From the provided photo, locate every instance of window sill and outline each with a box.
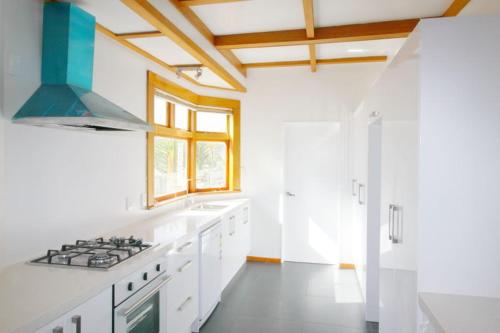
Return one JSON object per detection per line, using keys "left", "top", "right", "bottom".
{"left": 149, "top": 190, "right": 241, "bottom": 210}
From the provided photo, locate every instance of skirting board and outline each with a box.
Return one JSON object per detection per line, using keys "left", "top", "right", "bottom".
{"left": 246, "top": 256, "right": 282, "bottom": 264}
{"left": 339, "top": 263, "right": 356, "bottom": 269}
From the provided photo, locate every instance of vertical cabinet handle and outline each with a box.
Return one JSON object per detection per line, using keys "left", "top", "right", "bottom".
{"left": 358, "top": 184, "right": 365, "bottom": 205}
{"left": 71, "top": 315, "right": 81, "bottom": 333}
{"left": 352, "top": 179, "right": 357, "bottom": 196}
{"left": 53, "top": 327, "right": 63, "bottom": 333}
{"left": 388, "top": 204, "right": 394, "bottom": 241}
{"left": 389, "top": 205, "right": 403, "bottom": 244}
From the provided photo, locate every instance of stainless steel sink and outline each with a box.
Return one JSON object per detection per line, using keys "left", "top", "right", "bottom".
{"left": 190, "top": 203, "right": 228, "bottom": 211}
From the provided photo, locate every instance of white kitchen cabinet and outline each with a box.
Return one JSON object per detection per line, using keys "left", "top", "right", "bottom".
{"left": 166, "top": 235, "right": 199, "bottom": 333}
{"left": 221, "top": 204, "right": 251, "bottom": 291}
{"left": 35, "top": 288, "right": 112, "bottom": 333}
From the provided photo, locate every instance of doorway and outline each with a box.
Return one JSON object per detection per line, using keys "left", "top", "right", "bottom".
{"left": 282, "top": 122, "right": 340, "bottom": 264}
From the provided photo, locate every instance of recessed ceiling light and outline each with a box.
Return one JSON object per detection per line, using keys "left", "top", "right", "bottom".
{"left": 348, "top": 49, "right": 365, "bottom": 54}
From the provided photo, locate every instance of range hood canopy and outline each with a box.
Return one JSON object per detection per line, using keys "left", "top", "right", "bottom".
{"left": 12, "top": 2, "right": 152, "bottom": 132}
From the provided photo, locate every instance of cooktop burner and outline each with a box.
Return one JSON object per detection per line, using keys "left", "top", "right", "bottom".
{"left": 30, "top": 236, "right": 152, "bottom": 269}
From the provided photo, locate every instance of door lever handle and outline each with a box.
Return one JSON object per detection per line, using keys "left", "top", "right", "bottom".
{"left": 286, "top": 192, "right": 296, "bottom": 197}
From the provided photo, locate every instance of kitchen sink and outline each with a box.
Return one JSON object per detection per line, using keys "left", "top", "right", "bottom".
{"left": 190, "top": 203, "right": 228, "bottom": 211}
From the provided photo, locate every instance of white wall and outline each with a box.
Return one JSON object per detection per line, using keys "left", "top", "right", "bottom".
{"left": 0, "top": 0, "right": 243, "bottom": 269}
{"left": 418, "top": 16, "right": 500, "bottom": 297}
{"left": 241, "top": 64, "right": 386, "bottom": 260}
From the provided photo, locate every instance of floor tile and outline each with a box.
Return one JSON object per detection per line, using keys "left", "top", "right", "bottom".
{"left": 200, "top": 262, "right": 378, "bottom": 333}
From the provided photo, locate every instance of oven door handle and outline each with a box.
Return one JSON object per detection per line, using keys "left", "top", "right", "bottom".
{"left": 121, "top": 274, "right": 173, "bottom": 317}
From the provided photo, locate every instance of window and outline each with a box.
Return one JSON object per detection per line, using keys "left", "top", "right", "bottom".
{"left": 154, "top": 137, "right": 187, "bottom": 198}
{"left": 196, "top": 111, "right": 227, "bottom": 133}
{"left": 196, "top": 141, "right": 227, "bottom": 189}
{"left": 147, "top": 72, "right": 241, "bottom": 207}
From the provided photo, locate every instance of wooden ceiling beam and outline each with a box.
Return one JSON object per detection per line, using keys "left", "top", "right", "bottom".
{"left": 122, "top": 0, "right": 246, "bottom": 92}
{"left": 302, "top": 0, "right": 316, "bottom": 72}
{"left": 442, "top": 0, "right": 471, "bottom": 17}
{"left": 169, "top": 0, "right": 246, "bottom": 77}
{"left": 214, "top": 19, "right": 420, "bottom": 49}
{"left": 178, "top": 0, "right": 245, "bottom": 6}
{"left": 302, "top": 0, "right": 315, "bottom": 39}
{"left": 308, "top": 45, "right": 317, "bottom": 72}
{"left": 116, "top": 31, "right": 163, "bottom": 39}
{"left": 243, "top": 56, "right": 387, "bottom": 69}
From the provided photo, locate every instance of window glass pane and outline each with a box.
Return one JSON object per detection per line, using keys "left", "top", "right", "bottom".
{"left": 174, "top": 104, "right": 189, "bottom": 130}
{"left": 153, "top": 94, "right": 168, "bottom": 126}
{"left": 154, "top": 137, "right": 188, "bottom": 197}
{"left": 196, "top": 141, "right": 227, "bottom": 189}
{"left": 196, "top": 112, "right": 227, "bottom": 133}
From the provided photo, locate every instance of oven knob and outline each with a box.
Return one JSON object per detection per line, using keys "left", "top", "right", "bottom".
{"left": 156, "top": 264, "right": 161, "bottom": 272}
{"left": 143, "top": 272, "right": 148, "bottom": 281}
{"left": 127, "top": 282, "right": 134, "bottom": 291}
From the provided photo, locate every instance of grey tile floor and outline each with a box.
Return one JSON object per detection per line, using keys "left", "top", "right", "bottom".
{"left": 200, "top": 262, "right": 379, "bottom": 333}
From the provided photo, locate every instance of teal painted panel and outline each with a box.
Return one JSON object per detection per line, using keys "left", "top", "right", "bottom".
{"left": 41, "top": 2, "right": 95, "bottom": 90}
{"left": 41, "top": 3, "right": 70, "bottom": 85}
{"left": 67, "top": 5, "right": 95, "bottom": 90}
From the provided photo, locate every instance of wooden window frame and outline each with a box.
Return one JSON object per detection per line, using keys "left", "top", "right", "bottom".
{"left": 147, "top": 71, "right": 241, "bottom": 208}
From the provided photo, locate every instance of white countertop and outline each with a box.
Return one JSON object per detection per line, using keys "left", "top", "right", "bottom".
{"left": 419, "top": 292, "right": 500, "bottom": 333}
{"left": 0, "top": 199, "right": 248, "bottom": 333}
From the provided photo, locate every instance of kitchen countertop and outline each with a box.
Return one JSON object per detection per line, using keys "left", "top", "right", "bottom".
{"left": 419, "top": 292, "right": 500, "bottom": 333}
{"left": 0, "top": 199, "right": 249, "bottom": 333}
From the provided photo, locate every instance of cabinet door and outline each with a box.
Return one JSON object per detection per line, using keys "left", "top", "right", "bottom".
{"left": 241, "top": 205, "right": 251, "bottom": 257}
{"left": 221, "top": 212, "right": 238, "bottom": 290}
{"left": 64, "top": 288, "right": 112, "bottom": 333}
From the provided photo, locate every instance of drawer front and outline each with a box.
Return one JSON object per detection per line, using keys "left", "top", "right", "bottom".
{"left": 167, "top": 236, "right": 198, "bottom": 276}
{"left": 166, "top": 254, "right": 199, "bottom": 333}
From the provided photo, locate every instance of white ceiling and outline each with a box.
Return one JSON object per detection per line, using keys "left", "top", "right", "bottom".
{"left": 460, "top": 0, "right": 500, "bottom": 16}
{"left": 233, "top": 45, "right": 310, "bottom": 63}
{"left": 191, "top": 0, "right": 305, "bottom": 35}
{"left": 316, "top": 39, "right": 406, "bottom": 60}
{"left": 72, "top": 0, "right": 154, "bottom": 34}
{"left": 315, "top": 0, "right": 452, "bottom": 27}
{"left": 129, "top": 37, "right": 200, "bottom": 65}
{"left": 184, "top": 68, "right": 233, "bottom": 89}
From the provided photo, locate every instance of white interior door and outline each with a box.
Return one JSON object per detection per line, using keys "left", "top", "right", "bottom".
{"left": 283, "top": 122, "right": 340, "bottom": 264}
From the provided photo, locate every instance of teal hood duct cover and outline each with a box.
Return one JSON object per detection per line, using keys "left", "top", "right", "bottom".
{"left": 12, "top": 2, "right": 152, "bottom": 132}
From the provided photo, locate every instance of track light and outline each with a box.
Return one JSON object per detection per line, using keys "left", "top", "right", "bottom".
{"left": 175, "top": 65, "right": 203, "bottom": 80}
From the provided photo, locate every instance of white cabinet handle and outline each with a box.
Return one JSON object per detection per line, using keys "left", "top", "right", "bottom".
{"left": 352, "top": 179, "right": 357, "bottom": 196}
{"left": 177, "top": 260, "right": 192, "bottom": 273}
{"left": 71, "top": 315, "right": 81, "bottom": 333}
{"left": 286, "top": 191, "right": 296, "bottom": 197}
{"left": 388, "top": 204, "right": 394, "bottom": 241}
{"left": 177, "top": 296, "right": 192, "bottom": 312}
{"left": 358, "top": 184, "right": 365, "bottom": 205}
{"left": 53, "top": 327, "right": 63, "bottom": 333}
{"left": 177, "top": 241, "right": 192, "bottom": 252}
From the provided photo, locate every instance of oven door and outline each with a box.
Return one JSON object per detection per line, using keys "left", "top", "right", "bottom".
{"left": 114, "top": 272, "right": 171, "bottom": 333}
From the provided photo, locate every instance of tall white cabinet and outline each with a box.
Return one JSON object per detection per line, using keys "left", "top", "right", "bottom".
{"left": 349, "top": 15, "right": 500, "bottom": 333}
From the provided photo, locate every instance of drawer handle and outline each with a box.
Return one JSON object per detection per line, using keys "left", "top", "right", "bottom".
{"left": 53, "top": 327, "right": 63, "bottom": 333}
{"left": 177, "top": 241, "right": 193, "bottom": 252}
{"left": 177, "top": 296, "right": 192, "bottom": 312}
{"left": 178, "top": 260, "right": 192, "bottom": 273}
{"left": 71, "top": 315, "right": 81, "bottom": 333}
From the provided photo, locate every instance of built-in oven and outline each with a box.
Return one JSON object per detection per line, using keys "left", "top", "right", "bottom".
{"left": 113, "top": 257, "right": 169, "bottom": 333}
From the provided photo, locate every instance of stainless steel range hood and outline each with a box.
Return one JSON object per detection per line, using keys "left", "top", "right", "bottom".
{"left": 12, "top": 2, "right": 152, "bottom": 132}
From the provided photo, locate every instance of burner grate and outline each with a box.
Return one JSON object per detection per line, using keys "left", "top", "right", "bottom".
{"left": 31, "top": 236, "right": 152, "bottom": 269}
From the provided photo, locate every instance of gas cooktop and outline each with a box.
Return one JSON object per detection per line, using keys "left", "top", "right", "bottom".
{"left": 30, "top": 236, "right": 153, "bottom": 269}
